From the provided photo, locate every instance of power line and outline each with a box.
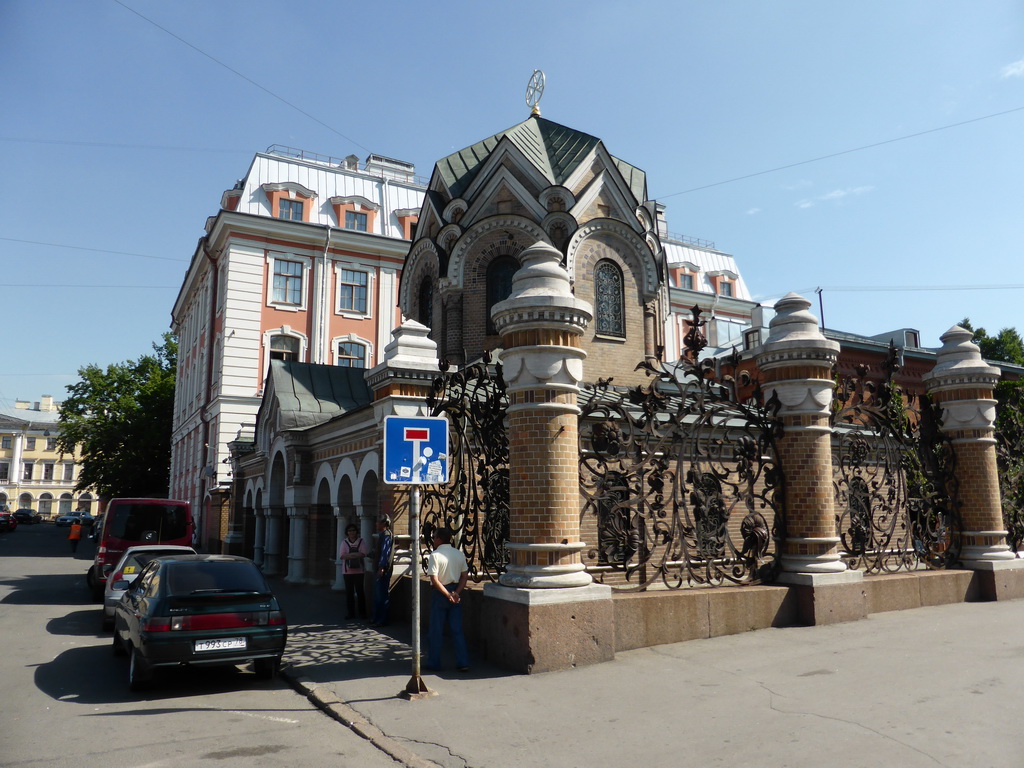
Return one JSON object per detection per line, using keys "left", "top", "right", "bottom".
{"left": 0, "top": 237, "right": 188, "bottom": 263}
{"left": 112, "top": 0, "right": 371, "bottom": 153}
{"left": 658, "top": 105, "right": 1024, "bottom": 198}
{"left": 7, "top": 284, "right": 174, "bottom": 289}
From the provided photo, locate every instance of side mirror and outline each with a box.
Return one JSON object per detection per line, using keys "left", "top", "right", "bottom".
{"left": 112, "top": 580, "right": 130, "bottom": 591}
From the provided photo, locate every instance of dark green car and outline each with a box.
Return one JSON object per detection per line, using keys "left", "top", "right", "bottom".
{"left": 112, "top": 554, "right": 287, "bottom": 690}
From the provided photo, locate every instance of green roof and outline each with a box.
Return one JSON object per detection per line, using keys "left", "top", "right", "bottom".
{"left": 436, "top": 115, "right": 646, "bottom": 202}
{"left": 266, "top": 360, "right": 371, "bottom": 431}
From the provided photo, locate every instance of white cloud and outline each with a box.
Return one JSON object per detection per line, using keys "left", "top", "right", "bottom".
{"left": 795, "top": 186, "right": 873, "bottom": 209}
{"left": 746, "top": 207, "right": 761, "bottom": 215}
{"left": 1001, "top": 59, "right": 1024, "bottom": 78}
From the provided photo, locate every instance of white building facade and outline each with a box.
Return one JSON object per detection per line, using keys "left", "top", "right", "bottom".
{"left": 170, "top": 147, "right": 426, "bottom": 548}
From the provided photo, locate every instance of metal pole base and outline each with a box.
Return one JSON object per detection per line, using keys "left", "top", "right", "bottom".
{"left": 399, "top": 674, "right": 437, "bottom": 700}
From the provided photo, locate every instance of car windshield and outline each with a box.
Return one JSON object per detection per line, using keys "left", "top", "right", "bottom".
{"left": 166, "top": 561, "right": 269, "bottom": 596}
{"left": 109, "top": 503, "right": 188, "bottom": 540}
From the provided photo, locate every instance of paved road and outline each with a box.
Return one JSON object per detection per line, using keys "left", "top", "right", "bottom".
{"left": 0, "top": 523, "right": 400, "bottom": 768}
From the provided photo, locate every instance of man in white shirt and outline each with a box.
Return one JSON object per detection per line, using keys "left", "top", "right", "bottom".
{"left": 426, "top": 527, "right": 470, "bottom": 671}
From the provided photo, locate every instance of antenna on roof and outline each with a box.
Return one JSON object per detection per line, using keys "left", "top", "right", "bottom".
{"left": 526, "top": 70, "right": 545, "bottom": 117}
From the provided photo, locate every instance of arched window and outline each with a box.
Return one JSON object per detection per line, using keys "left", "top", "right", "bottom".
{"left": 418, "top": 277, "right": 434, "bottom": 331}
{"left": 486, "top": 256, "right": 519, "bottom": 334}
{"left": 595, "top": 260, "right": 625, "bottom": 337}
{"left": 269, "top": 335, "right": 300, "bottom": 362}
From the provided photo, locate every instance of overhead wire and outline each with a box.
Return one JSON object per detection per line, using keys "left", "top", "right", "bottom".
{"left": 111, "top": 0, "right": 371, "bottom": 154}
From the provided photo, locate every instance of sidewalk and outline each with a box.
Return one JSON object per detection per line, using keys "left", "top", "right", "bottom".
{"left": 271, "top": 577, "right": 1024, "bottom": 768}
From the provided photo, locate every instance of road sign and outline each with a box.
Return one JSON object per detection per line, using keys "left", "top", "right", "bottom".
{"left": 383, "top": 416, "right": 450, "bottom": 485}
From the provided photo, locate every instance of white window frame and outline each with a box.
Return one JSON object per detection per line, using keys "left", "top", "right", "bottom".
{"left": 265, "top": 251, "right": 311, "bottom": 311}
{"left": 334, "top": 263, "right": 374, "bottom": 319}
{"left": 331, "top": 334, "right": 373, "bottom": 368}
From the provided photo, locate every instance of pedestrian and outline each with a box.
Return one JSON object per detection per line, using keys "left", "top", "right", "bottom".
{"left": 370, "top": 515, "right": 394, "bottom": 627}
{"left": 68, "top": 520, "right": 83, "bottom": 555}
{"left": 339, "top": 523, "right": 368, "bottom": 620}
{"left": 426, "top": 526, "right": 470, "bottom": 672}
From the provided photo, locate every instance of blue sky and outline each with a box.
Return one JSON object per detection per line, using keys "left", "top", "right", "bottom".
{"left": 3, "top": 0, "right": 1022, "bottom": 405}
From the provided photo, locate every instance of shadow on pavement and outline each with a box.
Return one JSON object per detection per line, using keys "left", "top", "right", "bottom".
{"left": 0, "top": 572, "right": 93, "bottom": 606}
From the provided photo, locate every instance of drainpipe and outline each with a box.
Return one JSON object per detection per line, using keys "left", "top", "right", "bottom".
{"left": 312, "top": 226, "right": 332, "bottom": 364}
{"left": 199, "top": 241, "right": 220, "bottom": 545}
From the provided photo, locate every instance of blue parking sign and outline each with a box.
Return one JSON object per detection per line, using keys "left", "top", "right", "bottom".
{"left": 383, "top": 416, "right": 450, "bottom": 485}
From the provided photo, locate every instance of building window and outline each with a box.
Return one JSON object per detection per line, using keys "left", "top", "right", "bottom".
{"left": 679, "top": 273, "right": 694, "bottom": 290}
{"left": 337, "top": 341, "right": 366, "bottom": 368}
{"left": 718, "top": 280, "right": 733, "bottom": 297}
{"left": 338, "top": 269, "right": 369, "bottom": 313}
{"left": 23, "top": 462, "right": 33, "bottom": 481}
{"left": 345, "top": 211, "right": 368, "bottom": 231}
{"left": 595, "top": 260, "right": 625, "bottom": 337}
{"left": 418, "top": 277, "right": 433, "bottom": 330}
{"left": 486, "top": 256, "right": 519, "bottom": 334}
{"left": 26, "top": 437, "right": 36, "bottom": 450}
{"left": 43, "top": 464, "right": 54, "bottom": 481}
{"left": 63, "top": 463, "right": 74, "bottom": 481}
{"left": 269, "top": 335, "right": 300, "bottom": 362}
{"left": 278, "top": 199, "right": 304, "bottom": 221}
{"left": 47, "top": 437, "right": 57, "bottom": 451}
{"left": 272, "top": 259, "right": 303, "bottom": 305}
{"left": 0, "top": 463, "right": 8, "bottom": 481}
{"left": 1, "top": 436, "right": 10, "bottom": 450}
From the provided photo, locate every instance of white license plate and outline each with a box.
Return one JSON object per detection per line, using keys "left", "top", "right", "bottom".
{"left": 194, "top": 637, "right": 246, "bottom": 652}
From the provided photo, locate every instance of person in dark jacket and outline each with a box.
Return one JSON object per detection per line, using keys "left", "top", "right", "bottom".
{"left": 370, "top": 516, "right": 393, "bottom": 627}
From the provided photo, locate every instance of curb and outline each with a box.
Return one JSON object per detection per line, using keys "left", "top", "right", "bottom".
{"left": 282, "top": 666, "right": 442, "bottom": 768}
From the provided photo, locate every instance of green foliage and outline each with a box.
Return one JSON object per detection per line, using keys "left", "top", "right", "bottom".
{"left": 57, "top": 334, "right": 177, "bottom": 499}
{"left": 959, "top": 318, "right": 1024, "bottom": 366}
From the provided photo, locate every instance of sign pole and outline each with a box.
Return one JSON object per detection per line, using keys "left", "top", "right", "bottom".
{"left": 402, "top": 473, "right": 434, "bottom": 699}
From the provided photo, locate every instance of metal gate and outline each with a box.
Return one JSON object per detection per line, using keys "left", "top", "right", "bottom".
{"left": 832, "top": 347, "right": 961, "bottom": 572}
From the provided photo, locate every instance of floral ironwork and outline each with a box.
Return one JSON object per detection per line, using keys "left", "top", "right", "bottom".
{"left": 578, "top": 306, "right": 783, "bottom": 590}
{"left": 419, "top": 352, "right": 510, "bottom": 582}
{"left": 832, "top": 346, "right": 961, "bottom": 572}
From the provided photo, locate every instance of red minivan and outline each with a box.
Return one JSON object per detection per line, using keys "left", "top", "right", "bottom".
{"left": 88, "top": 498, "right": 194, "bottom": 600}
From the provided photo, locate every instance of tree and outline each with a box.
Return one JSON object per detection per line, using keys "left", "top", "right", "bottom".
{"left": 57, "top": 334, "right": 177, "bottom": 499}
{"left": 959, "top": 318, "right": 1024, "bottom": 365}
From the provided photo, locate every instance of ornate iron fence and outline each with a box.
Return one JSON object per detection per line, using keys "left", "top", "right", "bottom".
{"left": 418, "top": 352, "right": 510, "bottom": 582}
{"left": 578, "top": 307, "right": 783, "bottom": 591}
{"left": 831, "top": 347, "right": 961, "bottom": 572}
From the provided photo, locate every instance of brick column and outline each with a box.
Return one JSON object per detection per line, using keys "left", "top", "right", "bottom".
{"left": 924, "top": 326, "right": 1016, "bottom": 567}
{"left": 482, "top": 240, "right": 614, "bottom": 673}
{"left": 756, "top": 293, "right": 846, "bottom": 576}
{"left": 755, "top": 294, "right": 865, "bottom": 624}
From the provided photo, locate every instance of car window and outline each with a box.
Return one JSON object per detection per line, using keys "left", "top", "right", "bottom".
{"left": 167, "top": 562, "right": 269, "bottom": 595}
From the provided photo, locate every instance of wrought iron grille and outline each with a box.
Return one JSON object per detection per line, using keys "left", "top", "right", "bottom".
{"left": 418, "top": 352, "right": 510, "bottom": 582}
{"left": 578, "top": 306, "right": 783, "bottom": 591}
{"left": 832, "top": 346, "right": 961, "bottom": 572}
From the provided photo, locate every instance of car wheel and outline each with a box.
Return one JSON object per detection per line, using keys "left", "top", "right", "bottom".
{"left": 128, "top": 645, "right": 151, "bottom": 691}
{"left": 112, "top": 629, "right": 126, "bottom": 657}
{"left": 254, "top": 657, "right": 281, "bottom": 680}
{"left": 87, "top": 567, "right": 103, "bottom": 603}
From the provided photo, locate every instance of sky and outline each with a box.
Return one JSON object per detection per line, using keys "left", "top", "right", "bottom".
{"left": 2, "top": 0, "right": 1022, "bottom": 406}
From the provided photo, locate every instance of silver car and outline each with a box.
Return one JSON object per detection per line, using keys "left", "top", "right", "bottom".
{"left": 102, "top": 544, "right": 197, "bottom": 629}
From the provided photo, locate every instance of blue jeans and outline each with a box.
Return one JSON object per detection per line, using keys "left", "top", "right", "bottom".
{"left": 372, "top": 574, "right": 390, "bottom": 625}
{"left": 427, "top": 586, "right": 469, "bottom": 669}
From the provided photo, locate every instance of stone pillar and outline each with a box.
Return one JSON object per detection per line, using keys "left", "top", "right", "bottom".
{"left": 483, "top": 240, "right": 614, "bottom": 672}
{"left": 331, "top": 506, "right": 345, "bottom": 591}
{"left": 924, "top": 326, "right": 1024, "bottom": 597}
{"left": 755, "top": 293, "right": 864, "bottom": 624}
{"left": 263, "top": 507, "right": 284, "bottom": 575}
{"left": 286, "top": 506, "right": 308, "bottom": 583}
{"left": 253, "top": 510, "right": 266, "bottom": 568}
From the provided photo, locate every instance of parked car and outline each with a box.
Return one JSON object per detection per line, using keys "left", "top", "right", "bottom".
{"left": 102, "top": 545, "right": 197, "bottom": 629}
{"left": 13, "top": 509, "right": 42, "bottom": 525}
{"left": 89, "top": 498, "right": 193, "bottom": 600}
{"left": 0, "top": 511, "right": 16, "bottom": 532}
{"left": 55, "top": 512, "right": 83, "bottom": 527}
{"left": 111, "top": 555, "right": 287, "bottom": 690}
